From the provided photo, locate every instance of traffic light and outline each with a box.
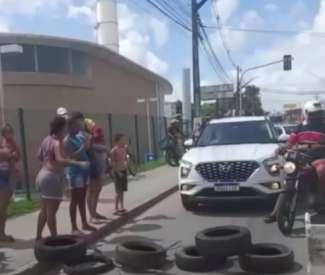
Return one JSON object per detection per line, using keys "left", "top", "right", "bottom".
{"left": 283, "top": 55, "right": 292, "bottom": 71}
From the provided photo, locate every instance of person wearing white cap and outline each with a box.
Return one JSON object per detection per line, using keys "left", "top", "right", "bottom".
{"left": 265, "top": 100, "right": 325, "bottom": 223}
{"left": 56, "top": 107, "right": 69, "bottom": 119}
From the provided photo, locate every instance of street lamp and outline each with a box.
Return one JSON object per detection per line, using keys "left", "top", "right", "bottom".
{"left": 137, "top": 97, "right": 158, "bottom": 156}
{"left": 236, "top": 55, "right": 293, "bottom": 115}
{"left": 0, "top": 44, "right": 23, "bottom": 125}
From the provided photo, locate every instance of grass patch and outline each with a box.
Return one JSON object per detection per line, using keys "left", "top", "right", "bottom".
{"left": 8, "top": 199, "right": 41, "bottom": 218}
{"left": 139, "top": 158, "right": 166, "bottom": 172}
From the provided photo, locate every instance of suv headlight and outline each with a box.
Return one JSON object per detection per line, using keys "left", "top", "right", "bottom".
{"left": 263, "top": 157, "right": 282, "bottom": 176}
{"left": 180, "top": 160, "right": 193, "bottom": 178}
{"left": 283, "top": 162, "right": 296, "bottom": 174}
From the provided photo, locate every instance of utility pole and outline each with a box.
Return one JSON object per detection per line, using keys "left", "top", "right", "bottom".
{"left": 236, "top": 66, "right": 240, "bottom": 116}
{"left": 191, "top": 0, "right": 209, "bottom": 118}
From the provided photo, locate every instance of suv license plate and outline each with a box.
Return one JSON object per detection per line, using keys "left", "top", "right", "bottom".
{"left": 214, "top": 185, "right": 240, "bottom": 192}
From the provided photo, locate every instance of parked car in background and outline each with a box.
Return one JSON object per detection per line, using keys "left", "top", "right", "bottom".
{"left": 274, "top": 124, "right": 297, "bottom": 136}
{"left": 178, "top": 116, "right": 284, "bottom": 210}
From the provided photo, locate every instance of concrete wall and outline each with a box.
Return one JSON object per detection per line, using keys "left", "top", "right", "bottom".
{"left": 3, "top": 54, "right": 158, "bottom": 116}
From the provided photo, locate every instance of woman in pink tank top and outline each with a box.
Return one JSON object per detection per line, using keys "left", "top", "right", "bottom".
{"left": 36, "top": 116, "right": 88, "bottom": 240}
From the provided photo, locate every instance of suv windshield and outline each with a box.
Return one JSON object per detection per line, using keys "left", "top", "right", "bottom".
{"left": 197, "top": 120, "right": 276, "bottom": 146}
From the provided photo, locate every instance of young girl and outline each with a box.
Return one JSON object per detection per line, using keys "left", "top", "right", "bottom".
{"left": 0, "top": 124, "right": 20, "bottom": 242}
{"left": 36, "top": 116, "right": 88, "bottom": 240}
{"left": 110, "top": 134, "right": 128, "bottom": 215}
{"left": 87, "top": 126, "right": 108, "bottom": 223}
{"left": 64, "top": 112, "right": 96, "bottom": 234}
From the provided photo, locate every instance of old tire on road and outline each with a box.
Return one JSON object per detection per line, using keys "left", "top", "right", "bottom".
{"left": 34, "top": 235, "right": 87, "bottom": 263}
{"left": 239, "top": 243, "right": 294, "bottom": 273}
{"left": 175, "top": 245, "right": 226, "bottom": 272}
{"left": 115, "top": 240, "right": 167, "bottom": 270}
{"left": 195, "top": 226, "right": 252, "bottom": 258}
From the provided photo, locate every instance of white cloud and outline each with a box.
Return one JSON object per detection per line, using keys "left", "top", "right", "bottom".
{"left": 0, "top": 0, "right": 70, "bottom": 16}
{"left": 68, "top": 5, "right": 95, "bottom": 25}
{"left": 210, "top": 9, "right": 264, "bottom": 54}
{"left": 264, "top": 3, "right": 278, "bottom": 12}
{"left": 118, "top": 3, "right": 169, "bottom": 76}
{"left": 214, "top": 0, "right": 239, "bottom": 23}
{"left": 0, "top": 18, "right": 10, "bottom": 32}
{"left": 247, "top": 0, "right": 325, "bottom": 110}
{"left": 146, "top": 51, "right": 168, "bottom": 74}
{"left": 148, "top": 17, "right": 169, "bottom": 48}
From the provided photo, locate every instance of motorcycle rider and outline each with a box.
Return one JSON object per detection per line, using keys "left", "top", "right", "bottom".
{"left": 264, "top": 100, "right": 325, "bottom": 223}
{"left": 167, "top": 119, "right": 185, "bottom": 158}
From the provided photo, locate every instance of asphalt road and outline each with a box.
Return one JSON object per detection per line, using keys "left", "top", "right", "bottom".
{"left": 97, "top": 192, "right": 308, "bottom": 275}
{"left": 47, "top": 192, "right": 310, "bottom": 275}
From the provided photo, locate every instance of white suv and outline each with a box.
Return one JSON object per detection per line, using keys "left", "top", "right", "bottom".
{"left": 179, "top": 116, "right": 284, "bottom": 210}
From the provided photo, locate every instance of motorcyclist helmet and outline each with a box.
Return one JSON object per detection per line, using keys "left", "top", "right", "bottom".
{"left": 304, "top": 100, "right": 323, "bottom": 114}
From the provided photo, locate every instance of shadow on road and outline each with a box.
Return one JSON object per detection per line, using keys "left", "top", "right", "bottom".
{"left": 191, "top": 202, "right": 271, "bottom": 218}
{"left": 99, "top": 235, "right": 162, "bottom": 246}
{"left": 118, "top": 223, "right": 163, "bottom": 233}
{"left": 0, "top": 238, "right": 35, "bottom": 250}
{"left": 140, "top": 215, "right": 177, "bottom": 222}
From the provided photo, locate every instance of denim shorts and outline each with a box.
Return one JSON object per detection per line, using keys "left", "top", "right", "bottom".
{"left": 0, "top": 170, "right": 10, "bottom": 190}
{"left": 66, "top": 172, "right": 89, "bottom": 189}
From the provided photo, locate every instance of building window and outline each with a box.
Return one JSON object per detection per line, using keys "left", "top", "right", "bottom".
{"left": 37, "top": 45, "right": 69, "bottom": 73}
{"left": 1, "top": 44, "right": 35, "bottom": 72}
{"left": 71, "top": 50, "right": 89, "bottom": 75}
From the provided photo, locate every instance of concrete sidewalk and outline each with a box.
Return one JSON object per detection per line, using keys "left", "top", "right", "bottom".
{"left": 0, "top": 165, "right": 178, "bottom": 275}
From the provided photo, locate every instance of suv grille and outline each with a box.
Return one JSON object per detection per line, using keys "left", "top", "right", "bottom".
{"left": 196, "top": 161, "right": 259, "bottom": 182}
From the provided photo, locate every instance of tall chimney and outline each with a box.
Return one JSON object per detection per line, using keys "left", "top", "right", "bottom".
{"left": 96, "top": 0, "right": 119, "bottom": 52}
{"left": 182, "top": 68, "right": 192, "bottom": 123}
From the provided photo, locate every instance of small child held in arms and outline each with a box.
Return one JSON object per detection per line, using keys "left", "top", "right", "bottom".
{"left": 110, "top": 134, "right": 128, "bottom": 215}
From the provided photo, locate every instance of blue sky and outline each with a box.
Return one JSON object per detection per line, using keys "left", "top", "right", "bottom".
{"left": 0, "top": 0, "right": 324, "bottom": 111}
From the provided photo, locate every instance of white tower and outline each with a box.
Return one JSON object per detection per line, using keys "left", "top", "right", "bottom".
{"left": 182, "top": 68, "right": 192, "bottom": 123}
{"left": 96, "top": 0, "right": 119, "bottom": 52}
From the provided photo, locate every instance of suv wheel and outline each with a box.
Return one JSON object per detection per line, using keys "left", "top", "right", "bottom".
{"left": 181, "top": 195, "right": 196, "bottom": 211}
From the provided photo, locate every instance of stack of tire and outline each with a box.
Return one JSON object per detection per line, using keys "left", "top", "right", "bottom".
{"left": 175, "top": 225, "right": 295, "bottom": 273}
{"left": 34, "top": 235, "right": 115, "bottom": 275}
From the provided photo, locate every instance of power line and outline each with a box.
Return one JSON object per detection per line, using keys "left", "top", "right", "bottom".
{"left": 159, "top": 0, "right": 191, "bottom": 26}
{"left": 212, "top": 0, "right": 237, "bottom": 69}
{"left": 174, "top": 0, "right": 191, "bottom": 17}
{"left": 144, "top": 0, "right": 192, "bottom": 32}
{"left": 203, "top": 25, "right": 325, "bottom": 37}
{"left": 199, "top": 41, "right": 228, "bottom": 83}
{"left": 260, "top": 87, "right": 325, "bottom": 95}
{"left": 199, "top": 20, "right": 232, "bottom": 82}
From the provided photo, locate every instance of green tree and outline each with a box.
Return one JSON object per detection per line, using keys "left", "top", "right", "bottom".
{"left": 242, "top": 85, "right": 264, "bottom": 116}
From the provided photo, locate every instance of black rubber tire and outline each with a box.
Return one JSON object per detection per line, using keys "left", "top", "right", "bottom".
{"left": 34, "top": 235, "right": 87, "bottom": 263}
{"left": 277, "top": 192, "right": 297, "bottom": 235}
{"left": 195, "top": 226, "right": 252, "bottom": 258}
{"left": 239, "top": 243, "right": 295, "bottom": 273}
{"left": 115, "top": 240, "right": 167, "bottom": 270}
{"left": 63, "top": 254, "right": 115, "bottom": 275}
{"left": 181, "top": 195, "right": 196, "bottom": 211}
{"left": 175, "top": 245, "right": 226, "bottom": 272}
{"left": 166, "top": 150, "right": 179, "bottom": 167}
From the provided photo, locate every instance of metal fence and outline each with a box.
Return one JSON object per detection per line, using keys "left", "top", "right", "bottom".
{"left": 4, "top": 109, "right": 191, "bottom": 198}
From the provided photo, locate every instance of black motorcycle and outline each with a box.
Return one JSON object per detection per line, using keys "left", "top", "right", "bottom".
{"left": 160, "top": 138, "right": 183, "bottom": 167}
{"left": 277, "top": 144, "right": 324, "bottom": 235}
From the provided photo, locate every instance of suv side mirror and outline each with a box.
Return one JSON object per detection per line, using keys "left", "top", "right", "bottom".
{"left": 184, "top": 138, "right": 194, "bottom": 148}
{"left": 278, "top": 134, "right": 289, "bottom": 143}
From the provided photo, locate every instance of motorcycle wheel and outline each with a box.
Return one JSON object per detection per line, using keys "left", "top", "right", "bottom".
{"left": 166, "top": 150, "right": 179, "bottom": 167}
{"left": 277, "top": 192, "right": 297, "bottom": 236}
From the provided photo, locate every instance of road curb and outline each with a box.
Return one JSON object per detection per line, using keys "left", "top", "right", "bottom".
{"left": 8, "top": 184, "right": 178, "bottom": 275}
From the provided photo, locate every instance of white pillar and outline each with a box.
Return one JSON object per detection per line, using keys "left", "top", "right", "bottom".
{"left": 182, "top": 68, "right": 191, "bottom": 121}
{"left": 96, "top": 0, "right": 119, "bottom": 52}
